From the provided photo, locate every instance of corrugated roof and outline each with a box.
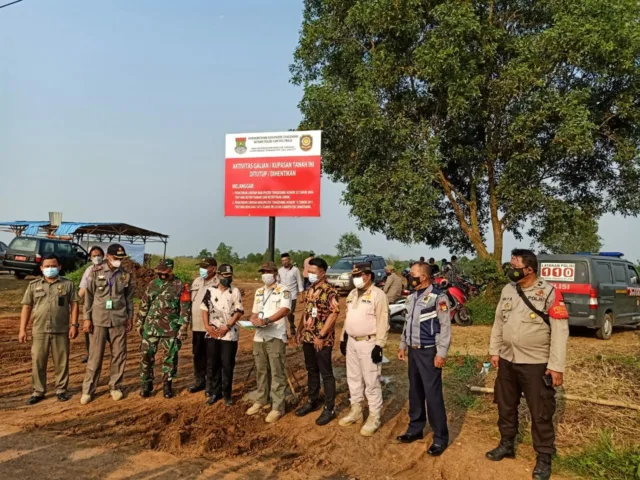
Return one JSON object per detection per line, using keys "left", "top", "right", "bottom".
{"left": 0, "top": 221, "right": 168, "bottom": 241}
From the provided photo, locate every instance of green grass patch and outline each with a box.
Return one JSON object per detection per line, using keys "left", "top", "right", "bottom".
{"left": 444, "top": 354, "right": 482, "bottom": 410}
{"left": 556, "top": 430, "right": 640, "bottom": 480}
{"left": 466, "top": 295, "right": 498, "bottom": 325}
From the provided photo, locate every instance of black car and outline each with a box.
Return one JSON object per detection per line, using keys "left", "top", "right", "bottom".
{"left": 2, "top": 236, "right": 88, "bottom": 279}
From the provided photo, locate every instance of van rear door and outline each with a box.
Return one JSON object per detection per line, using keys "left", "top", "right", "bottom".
{"left": 539, "top": 260, "right": 591, "bottom": 318}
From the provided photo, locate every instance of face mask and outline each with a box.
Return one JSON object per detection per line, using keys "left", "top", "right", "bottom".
{"left": 111, "top": 260, "right": 122, "bottom": 268}
{"left": 91, "top": 256, "right": 103, "bottom": 265}
{"left": 353, "top": 276, "right": 365, "bottom": 289}
{"left": 43, "top": 267, "right": 59, "bottom": 279}
{"left": 410, "top": 276, "right": 423, "bottom": 287}
{"left": 262, "top": 274, "right": 275, "bottom": 286}
{"left": 199, "top": 268, "right": 209, "bottom": 279}
{"left": 506, "top": 266, "right": 528, "bottom": 283}
{"left": 220, "top": 277, "right": 232, "bottom": 288}
{"left": 308, "top": 273, "right": 319, "bottom": 284}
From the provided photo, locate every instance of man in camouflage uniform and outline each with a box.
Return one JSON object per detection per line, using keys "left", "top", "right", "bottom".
{"left": 136, "top": 259, "right": 191, "bottom": 399}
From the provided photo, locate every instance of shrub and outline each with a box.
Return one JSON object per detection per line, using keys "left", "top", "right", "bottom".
{"left": 466, "top": 295, "right": 498, "bottom": 326}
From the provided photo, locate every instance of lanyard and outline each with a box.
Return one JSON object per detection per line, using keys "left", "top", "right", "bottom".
{"left": 261, "top": 288, "right": 275, "bottom": 309}
{"left": 108, "top": 270, "right": 120, "bottom": 296}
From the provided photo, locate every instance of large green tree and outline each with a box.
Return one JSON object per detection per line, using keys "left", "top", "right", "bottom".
{"left": 291, "top": 0, "right": 640, "bottom": 265}
{"left": 336, "top": 232, "right": 363, "bottom": 257}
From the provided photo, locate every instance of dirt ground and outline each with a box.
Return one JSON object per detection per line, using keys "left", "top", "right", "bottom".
{"left": 0, "top": 274, "right": 638, "bottom": 479}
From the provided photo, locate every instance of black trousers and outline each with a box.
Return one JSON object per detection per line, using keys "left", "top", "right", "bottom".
{"left": 495, "top": 358, "right": 556, "bottom": 455}
{"left": 288, "top": 299, "right": 297, "bottom": 331}
{"left": 192, "top": 331, "right": 207, "bottom": 385}
{"left": 407, "top": 347, "right": 449, "bottom": 445}
{"left": 302, "top": 342, "right": 336, "bottom": 410}
{"left": 206, "top": 338, "right": 238, "bottom": 398}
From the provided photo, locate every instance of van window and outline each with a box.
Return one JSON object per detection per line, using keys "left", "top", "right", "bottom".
{"left": 42, "top": 242, "right": 55, "bottom": 253}
{"left": 373, "top": 258, "right": 386, "bottom": 270}
{"left": 9, "top": 238, "right": 38, "bottom": 252}
{"left": 595, "top": 262, "right": 612, "bottom": 283}
{"left": 612, "top": 264, "right": 627, "bottom": 283}
{"left": 627, "top": 265, "right": 639, "bottom": 285}
{"left": 57, "top": 243, "right": 72, "bottom": 253}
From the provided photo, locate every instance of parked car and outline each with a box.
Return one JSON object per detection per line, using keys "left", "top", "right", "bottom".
{"left": 0, "top": 241, "right": 7, "bottom": 272}
{"left": 326, "top": 254, "right": 387, "bottom": 293}
{"left": 2, "top": 236, "right": 89, "bottom": 279}
{"left": 538, "top": 252, "right": 640, "bottom": 340}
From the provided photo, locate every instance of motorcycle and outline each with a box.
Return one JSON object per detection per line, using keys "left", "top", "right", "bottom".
{"left": 433, "top": 275, "right": 473, "bottom": 326}
{"left": 389, "top": 289, "right": 410, "bottom": 331}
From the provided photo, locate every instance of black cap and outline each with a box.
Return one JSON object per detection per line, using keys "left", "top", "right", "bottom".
{"left": 352, "top": 262, "right": 372, "bottom": 275}
{"left": 198, "top": 257, "right": 217, "bottom": 268}
{"left": 107, "top": 244, "right": 127, "bottom": 259}
{"left": 219, "top": 264, "right": 233, "bottom": 276}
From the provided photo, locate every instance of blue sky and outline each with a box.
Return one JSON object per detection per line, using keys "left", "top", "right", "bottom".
{"left": 0, "top": 0, "right": 637, "bottom": 262}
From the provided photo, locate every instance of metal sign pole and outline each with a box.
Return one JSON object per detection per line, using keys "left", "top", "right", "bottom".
{"left": 268, "top": 216, "right": 276, "bottom": 262}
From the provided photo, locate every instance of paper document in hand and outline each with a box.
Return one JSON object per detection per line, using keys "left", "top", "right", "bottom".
{"left": 238, "top": 320, "right": 257, "bottom": 329}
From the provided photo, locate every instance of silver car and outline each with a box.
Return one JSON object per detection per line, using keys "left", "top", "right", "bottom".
{"left": 326, "top": 255, "right": 387, "bottom": 294}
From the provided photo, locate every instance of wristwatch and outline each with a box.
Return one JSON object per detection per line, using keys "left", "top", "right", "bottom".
{"left": 264, "top": 317, "right": 270, "bottom": 325}
{"left": 318, "top": 332, "right": 327, "bottom": 340}
{"left": 71, "top": 323, "right": 80, "bottom": 328}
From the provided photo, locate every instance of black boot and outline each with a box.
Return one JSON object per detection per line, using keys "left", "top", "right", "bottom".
{"left": 140, "top": 383, "right": 153, "bottom": 398}
{"left": 486, "top": 437, "right": 516, "bottom": 461}
{"left": 163, "top": 381, "right": 174, "bottom": 399}
{"left": 532, "top": 453, "right": 552, "bottom": 480}
{"left": 188, "top": 380, "right": 205, "bottom": 394}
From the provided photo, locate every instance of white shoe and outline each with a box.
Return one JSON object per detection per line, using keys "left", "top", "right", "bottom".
{"left": 246, "top": 403, "right": 264, "bottom": 416}
{"left": 263, "top": 403, "right": 272, "bottom": 410}
{"left": 265, "top": 410, "right": 283, "bottom": 424}
{"left": 360, "top": 413, "right": 381, "bottom": 436}
{"left": 338, "top": 402, "right": 363, "bottom": 427}
{"left": 80, "top": 394, "right": 92, "bottom": 405}
{"left": 110, "top": 390, "right": 124, "bottom": 401}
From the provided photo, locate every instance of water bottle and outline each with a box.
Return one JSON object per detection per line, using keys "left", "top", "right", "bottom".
{"left": 480, "top": 361, "right": 491, "bottom": 375}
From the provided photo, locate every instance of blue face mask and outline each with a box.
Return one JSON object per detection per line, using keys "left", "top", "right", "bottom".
{"left": 43, "top": 267, "right": 59, "bottom": 279}
{"left": 199, "top": 268, "right": 209, "bottom": 279}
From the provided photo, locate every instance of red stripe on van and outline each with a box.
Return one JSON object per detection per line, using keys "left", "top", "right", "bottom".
{"left": 548, "top": 282, "right": 591, "bottom": 295}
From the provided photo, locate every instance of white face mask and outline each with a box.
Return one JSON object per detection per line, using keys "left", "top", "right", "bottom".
{"left": 111, "top": 260, "right": 122, "bottom": 268}
{"left": 353, "top": 276, "right": 365, "bottom": 289}
{"left": 262, "top": 274, "right": 275, "bottom": 286}
{"left": 308, "top": 273, "right": 319, "bottom": 284}
{"left": 91, "top": 256, "right": 104, "bottom": 265}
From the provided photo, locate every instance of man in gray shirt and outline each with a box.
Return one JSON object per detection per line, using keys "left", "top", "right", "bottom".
{"left": 278, "top": 252, "right": 304, "bottom": 336}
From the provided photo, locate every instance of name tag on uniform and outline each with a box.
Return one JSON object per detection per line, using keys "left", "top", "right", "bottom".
{"left": 312, "top": 307, "right": 318, "bottom": 318}
{"left": 106, "top": 299, "right": 113, "bottom": 310}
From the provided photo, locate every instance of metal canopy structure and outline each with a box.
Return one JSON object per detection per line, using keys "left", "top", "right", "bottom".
{"left": 0, "top": 221, "right": 169, "bottom": 255}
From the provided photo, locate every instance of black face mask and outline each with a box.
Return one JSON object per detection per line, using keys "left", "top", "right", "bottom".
{"left": 220, "top": 277, "right": 232, "bottom": 288}
{"left": 506, "top": 266, "right": 528, "bottom": 283}
{"left": 410, "top": 275, "right": 423, "bottom": 287}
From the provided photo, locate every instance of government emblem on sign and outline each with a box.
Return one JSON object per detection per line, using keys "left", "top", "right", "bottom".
{"left": 300, "top": 134, "right": 313, "bottom": 151}
{"left": 234, "top": 137, "right": 247, "bottom": 155}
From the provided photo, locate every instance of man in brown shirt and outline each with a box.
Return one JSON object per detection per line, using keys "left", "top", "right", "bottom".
{"left": 19, "top": 254, "right": 79, "bottom": 405}
{"left": 487, "top": 249, "right": 569, "bottom": 480}
{"left": 81, "top": 244, "right": 135, "bottom": 404}
{"left": 295, "top": 257, "right": 340, "bottom": 425}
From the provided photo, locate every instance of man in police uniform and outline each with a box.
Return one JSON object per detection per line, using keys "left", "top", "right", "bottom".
{"left": 487, "top": 249, "right": 569, "bottom": 480}
{"left": 382, "top": 264, "right": 403, "bottom": 304}
{"left": 136, "top": 259, "right": 191, "bottom": 399}
{"left": 397, "top": 262, "right": 451, "bottom": 456}
{"left": 19, "top": 254, "right": 79, "bottom": 405}
{"left": 188, "top": 257, "right": 219, "bottom": 394}
{"left": 338, "top": 262, "right": 389, "bottom": 436}
{"left": 246, "top": 261, "right": 292, "bottom": 423}
{"left": 81, "top": 244, "right": 135, "bottom": 404}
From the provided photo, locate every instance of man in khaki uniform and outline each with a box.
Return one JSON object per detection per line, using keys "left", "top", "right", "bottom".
{"left": 382, "top": 264, "right": 403, "bottom": 304}
{"left": 81, "top": 244, "right": 135, "bottom": 404}
{"left": 338, "top": 262, "right": 389, "bottom": 436}
{"left": 19, "top": 254, "right": 79, "bottom": 405}
{"left": 487, "top": 249, "right": 569, "bottom": 480}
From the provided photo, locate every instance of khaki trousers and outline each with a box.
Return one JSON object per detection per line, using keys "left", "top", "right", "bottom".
{"left": 346, "top": 338, "right": 383, "bottom": 415}
{"left": 253, "top": 339, "right": 286, "bottom": 413}
{"left": 82, "top": 325, "right": 127, "bottom": 395}
{"left": 32, "top": 333, "right": 70, "bottom": 397}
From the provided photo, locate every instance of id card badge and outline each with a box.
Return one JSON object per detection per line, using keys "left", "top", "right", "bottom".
{"left": 258, "top": 312, "right": 264, "bottom": 319}
{"left": 105, "top": 299, "right": 113, "bottom": 310}
{"left": 311, "top": 307, "right": 318, "bottom": 318}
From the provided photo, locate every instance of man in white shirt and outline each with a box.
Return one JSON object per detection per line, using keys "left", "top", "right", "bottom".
{"left": 200, "top": 264, "right": 243, "bottom": 407}
{"left": 278, "top": 252, "right": 304, "bottom": 336}
{"left": 246, "top": 261, "right": 292, "bottom": 423}
{"left": 187, "top": 258, "right": 219, "bottom": 395}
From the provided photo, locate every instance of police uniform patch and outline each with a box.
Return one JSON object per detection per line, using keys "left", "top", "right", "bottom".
{"left": 535, "top": 289, "right": 545, "bottom": 296}
{"left": 283, "top": 290, "right": 291, "bottom": 299}
{"left": 439, "top": 301, "right": 448, "bottom": 312}
{"left": 504, "top": 303, "right": 511, "bottom": 310}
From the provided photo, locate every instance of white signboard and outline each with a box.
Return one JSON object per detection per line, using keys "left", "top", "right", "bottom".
{"left": 540, "top": 263, "right": 576, "bottom": 282}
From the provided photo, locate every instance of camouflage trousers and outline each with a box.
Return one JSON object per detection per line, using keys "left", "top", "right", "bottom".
{"left": 139, "top": 336, "right": 182, "bottom": 386}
